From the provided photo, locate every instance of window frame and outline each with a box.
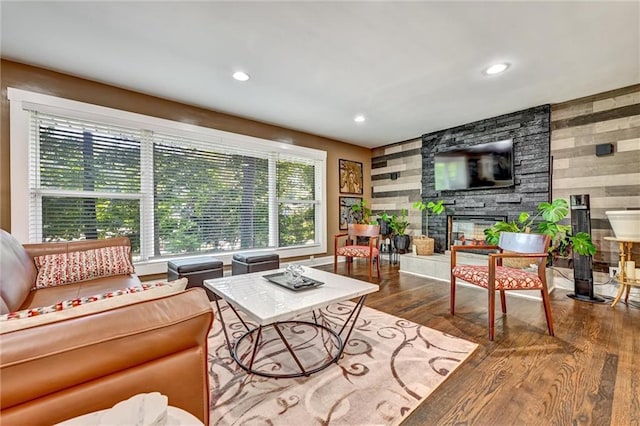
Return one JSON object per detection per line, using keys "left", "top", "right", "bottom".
{"left": 9, "top": 88, "right": 327, "bottom": 274}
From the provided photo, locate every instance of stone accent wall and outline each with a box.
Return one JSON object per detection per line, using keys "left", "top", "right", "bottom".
{"left": 551, "top": 84, "right": 640, "bottom": 269}
{"left": 371, "top": 138, "right": 423, "bottom": 236}
{"left": 421, "top": 105, "right": 551, "bottom": 252}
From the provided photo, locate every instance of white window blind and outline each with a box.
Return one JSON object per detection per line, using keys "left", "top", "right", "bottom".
{"left": 151, "top": 131, "right": 270, "bottom": 257}
{"left": 277, "top": 157, "right": 316, "bottom": 247}
{"left": 30, "top": 112, "right": 144, "bottom": 256}
{"left": 21, "top": 100, "right": 325, "bottom": 263}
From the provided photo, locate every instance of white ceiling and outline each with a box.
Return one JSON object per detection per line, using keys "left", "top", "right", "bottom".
{"left": 2, "top": 1, "right": 639, "bottom": 148}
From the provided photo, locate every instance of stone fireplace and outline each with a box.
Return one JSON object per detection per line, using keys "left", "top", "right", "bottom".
{"left": 419, "top": 105, "right": 551, "bottom": 253}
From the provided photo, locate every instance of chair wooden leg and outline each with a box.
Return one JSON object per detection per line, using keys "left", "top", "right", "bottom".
{"left": 500, "top": 290, "right": 507, "bottom": 314}
{"left": 368, "top": 256, "right": 373, "bottom": 281}
{"left": 450, "top": 274, "right": 456, "bottom": 315}
{"left": 541, "top": 289, "right": 555, "bottom": 336}
{"left": 334, "top": 253, "right": 338, "bottom": 273}
{"left": 376, "top": 255, "right": 381, "bottom": 278}
{"left": 488, "top": 289, "right": 496, "bottom": 341}
{"left": 347, "top": 256, "right": 351, "bottom": 274}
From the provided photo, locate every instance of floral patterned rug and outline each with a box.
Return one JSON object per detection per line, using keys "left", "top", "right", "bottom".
{"left": 208, "top": 301, "right": 477, "bottom": 426}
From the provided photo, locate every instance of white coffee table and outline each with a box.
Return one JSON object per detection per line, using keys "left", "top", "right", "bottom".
{"left": 204, "top": 267, "right": 378, "bottom": 378}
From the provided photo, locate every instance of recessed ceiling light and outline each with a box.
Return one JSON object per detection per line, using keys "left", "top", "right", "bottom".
{"left": 232, "top": 71, "right": 250, "bottom": 81}
{"left": 354, "top": 115, "right": 366, "bottom": 123}
{"left": 484, "top": 63, "right": 510, "bottom": 75}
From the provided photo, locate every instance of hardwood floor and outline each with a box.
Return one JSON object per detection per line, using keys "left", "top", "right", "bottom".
{"left": 318, "top": 260, "right": 640, "bottom": 426}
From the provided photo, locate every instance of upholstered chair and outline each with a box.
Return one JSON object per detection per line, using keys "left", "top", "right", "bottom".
{"left": 334, "top": 224, "right": 381, "bottom": 280}
{"left": 450, "top": 231, "right": 554, "bottom": 341}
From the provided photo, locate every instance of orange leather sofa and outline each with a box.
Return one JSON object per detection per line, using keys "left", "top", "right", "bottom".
{"left": 0, "top": 231, "right": 214, "bottom": 425}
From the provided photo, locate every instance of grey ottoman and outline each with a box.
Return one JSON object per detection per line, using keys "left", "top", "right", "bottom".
{"left": 167, "top": 257, "right": 223, "bottom": 301}
{"left": 232, "top": 253, "right": 280, "bottom": 275}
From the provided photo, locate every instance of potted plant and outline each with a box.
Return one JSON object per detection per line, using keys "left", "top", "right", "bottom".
{"left": 346, "top": 199, "right": 379, "bottom": 247}
{"left": 483, "top": 198, "right": 596, "bottom": 265}
{"left": 389, "top": 209, "right": 411, "bottom": 252}
{"left": 349, "top": 199, "right": 376, "bottom": 225}
{"left": 413, "top": 200, "right": 445, "bottom": 235}
{"left": 412, "top": 200, "right": 445, "bottom": 255}
{"left": 377, "top": 212, "right": 392, "bottom": 235}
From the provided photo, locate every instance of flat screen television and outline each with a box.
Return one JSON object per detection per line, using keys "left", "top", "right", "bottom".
{"left": 434, "top": 139, "right": 514, "bottom": 191}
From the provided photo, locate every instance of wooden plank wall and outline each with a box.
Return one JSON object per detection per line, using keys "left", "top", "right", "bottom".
{"left": 551, "top": 84, "right": 640, "bottom": 269}
{"left": 371, "top": 138, "right": 423, "bottom": 236}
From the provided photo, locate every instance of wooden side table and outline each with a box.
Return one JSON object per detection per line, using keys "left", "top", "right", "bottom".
{"left": 604, "top": 236, "right": 640, "bottom": 307}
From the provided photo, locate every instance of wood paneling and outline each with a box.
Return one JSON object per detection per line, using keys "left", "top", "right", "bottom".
{"left": 551, "top": 85, "right": 640, "bottom": 269}
{"left": 0, "top": 60, "right": 372, "bottom": 256}
{"left": 371, "top": 138, "right": 424, "bottom": 237}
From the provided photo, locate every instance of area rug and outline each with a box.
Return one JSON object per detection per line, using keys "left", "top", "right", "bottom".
{"left": 207, "top": 301, "right": 477, "bottom": 426}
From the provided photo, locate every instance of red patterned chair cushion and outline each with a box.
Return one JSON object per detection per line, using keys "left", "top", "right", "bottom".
{"left": 452, "top": 264, "right": 543, "bottom": 290}
{"left": 337, "top": 245, "right": 380, "bottom": 258}
{"left": 33, "top": 246, "right": 135, "bottom": 289}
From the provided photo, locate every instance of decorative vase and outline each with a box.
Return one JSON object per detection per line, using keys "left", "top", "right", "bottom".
{"left": 379, "top": 219, "right": 391, "bottom": 236}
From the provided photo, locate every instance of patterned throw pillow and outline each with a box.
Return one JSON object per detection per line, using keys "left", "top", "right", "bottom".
{"left": 34, "top": 246, "right": 135, "bottom": 289}
{"left": 1, "top": 282, "right": 166, "bottom": 321}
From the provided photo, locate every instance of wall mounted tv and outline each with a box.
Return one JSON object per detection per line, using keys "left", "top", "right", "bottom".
{"left": 434, "top": 139, "right": 514, "bottom": 191}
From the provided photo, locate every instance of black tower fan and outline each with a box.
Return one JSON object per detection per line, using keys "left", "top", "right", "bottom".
{"left": 567, "top": 194, "right": 605, "bottom": 303}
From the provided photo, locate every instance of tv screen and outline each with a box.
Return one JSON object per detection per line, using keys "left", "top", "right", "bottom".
{"left": 434, "top": 139, "right": 514, "bottom": 191}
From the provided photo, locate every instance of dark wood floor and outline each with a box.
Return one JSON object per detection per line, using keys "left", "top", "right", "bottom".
{"left": 319, "top": 260, "right": 640, "bottom": 426}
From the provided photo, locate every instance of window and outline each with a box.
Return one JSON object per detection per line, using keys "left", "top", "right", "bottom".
{"left": 9, "top": 88, "right": 326, "bottom": 267}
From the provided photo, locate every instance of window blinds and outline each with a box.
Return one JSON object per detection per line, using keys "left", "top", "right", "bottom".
{"left": 28, "top": 110, "right": 321, "bottom": 260}
{"left": 31, "top": 113, "right": 143, "bottom": 252}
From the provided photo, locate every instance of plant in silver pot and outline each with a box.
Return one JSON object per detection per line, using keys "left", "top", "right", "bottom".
{"left": 484, "top": 198, "right": 596, "bottom": 266}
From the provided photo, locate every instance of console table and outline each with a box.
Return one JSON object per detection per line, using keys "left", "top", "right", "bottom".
{"left": 604, "top": 236, "right": 640, "bottom": 308}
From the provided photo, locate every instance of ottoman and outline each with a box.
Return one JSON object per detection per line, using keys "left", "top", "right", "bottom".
{"left": 167, "top": 257, "right": 223, "bottom": 301}
{"left": 231, "top": 253, "right": 280, "bottom": 275}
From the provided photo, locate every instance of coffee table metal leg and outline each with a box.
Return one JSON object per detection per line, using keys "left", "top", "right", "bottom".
{"left": 247, "top": 326, "right": 263, "bottom": 370}
{"left": 220, "top": 298, "right": 368, "bottom": 378}
{"left": 273, "top": 322, "right": 309, "bottom": 376}
{"left": 214, "top": 297, "right": 233, "bottom": 353}
{"left": 336, "top": 295, "right": 367, "bottom": 359}
{"left": 227, "top": 303, "right": 251, "bottom": 333}
{"left": 338, "top": 295, "right": 366, "bottom": 335}
{"left": 231, "top": 321, "right": 341, "bottom": 378}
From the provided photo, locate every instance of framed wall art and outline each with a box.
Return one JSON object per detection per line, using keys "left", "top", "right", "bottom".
{"left": 339, "top": 196, "right": 362, "bottom": 230}
{"left": 339, "top": 159, "right": 363, "bottom": 194}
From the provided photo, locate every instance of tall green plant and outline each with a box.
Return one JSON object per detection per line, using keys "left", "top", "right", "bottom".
{"left": 413, "top": 200, "right": 445, "bottom": 236}
{"left": 483, "top": 198, "right": 596, "bottom": 257}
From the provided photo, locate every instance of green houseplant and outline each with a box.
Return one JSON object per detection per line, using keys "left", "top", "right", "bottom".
{"left": 483, "top": 198, "right": 596, "bottom": 263}
{"left": 412, "top": 200, "right": 445, "bottom": 255}
{"left": 349, "top": 199, "right": 376, "bottom": 225}
{"left": 389, "top": 209, "right": 411, "bottom": 252}
{"left": 413, "top": 200, "right": 445, "bottom": 236}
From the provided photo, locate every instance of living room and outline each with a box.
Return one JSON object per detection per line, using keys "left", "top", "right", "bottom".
{"left": 2, "top": 2, "right": 639, "bottom": 425}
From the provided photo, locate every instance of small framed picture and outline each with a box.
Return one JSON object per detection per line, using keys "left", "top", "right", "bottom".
{"left": 339, "top": 159, "right": 363, "bottom": 194}
{"left": 339, "top": 196, "right": 362, "bottom": 230}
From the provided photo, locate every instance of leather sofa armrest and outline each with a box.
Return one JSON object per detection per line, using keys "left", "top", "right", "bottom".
{"left": 0, "top": 288, "right": 213, "bottom": 425}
